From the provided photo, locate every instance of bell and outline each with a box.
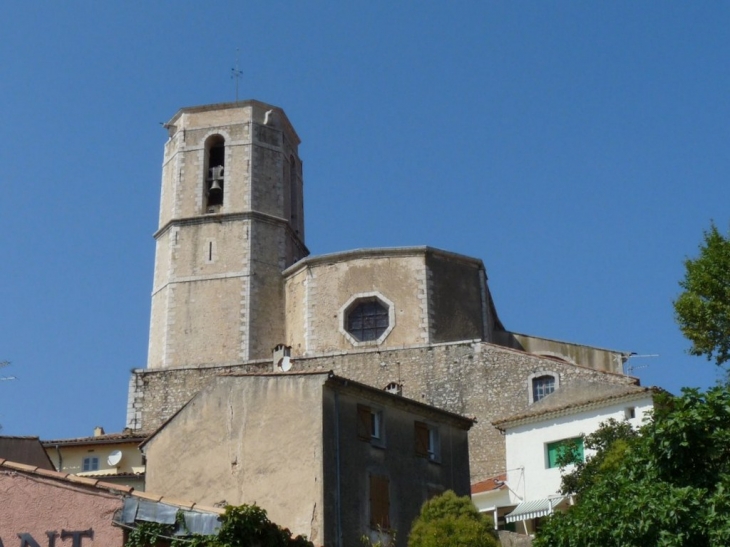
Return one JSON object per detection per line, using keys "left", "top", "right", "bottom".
{"left": 209, "top": 165, "right": 224, "bottom": 180}
{"left": 209, "top": 179, "right": 223, "bottom": 192}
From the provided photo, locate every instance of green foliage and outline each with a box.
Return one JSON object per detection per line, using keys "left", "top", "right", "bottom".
{"left": 360, "top": 526, "right": 395, "bottom": 547}
{"left": 558, "top": 418, "right": 638, "bottom": 496}
{"left": 407, "top": 490, "right": 499, "bottom": 547}
{"left": 124, "top": 504, "right": 314, "bottom": 547}
{"left": 674, "top": 223, "right": 730, "bottom": 367}
{"left": 126, "top": 520, "right": 174, "bottom": 547}
{"left": 534, "top": 386, "right": 730, "bottom": 547}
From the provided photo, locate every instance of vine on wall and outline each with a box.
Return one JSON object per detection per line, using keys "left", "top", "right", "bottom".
{"left": 125, "top": 504, "right": 314, "bottom": 547}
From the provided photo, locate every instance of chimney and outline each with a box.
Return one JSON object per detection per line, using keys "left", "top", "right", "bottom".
{"left": 93, "top": 426, "right": 105, "bottom": 437}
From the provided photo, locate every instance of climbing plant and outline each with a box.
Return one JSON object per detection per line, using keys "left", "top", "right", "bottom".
{"left": 124, "top": 504, "right": 314, "bottom": 547}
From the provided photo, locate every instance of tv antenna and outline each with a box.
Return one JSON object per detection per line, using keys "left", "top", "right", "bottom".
{"left": 231, "top": 49, "right": 243, "bottom": 102}
{"left": 624, "top": 353, "right": 658, "bottom": 375}
{"left": 0, "top": 361, "right": 15, "bottom": 382}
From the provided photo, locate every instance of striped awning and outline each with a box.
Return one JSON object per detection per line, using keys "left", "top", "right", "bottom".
{"left": 505, "top": 496, "right": 565, "bottom": 523}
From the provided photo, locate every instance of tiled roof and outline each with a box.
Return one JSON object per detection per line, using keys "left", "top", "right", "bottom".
{"left": 0, "top": 459, "right": 223, "bottom": 515}
{"left": 41, "top": 431, "right": 148, "bottom": 447}
{"left": 493, "top": 383, "right": 663, "bottom": 430}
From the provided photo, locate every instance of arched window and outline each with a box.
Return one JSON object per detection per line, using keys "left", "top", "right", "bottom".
{"left": 205, "top": 135, "right": 225, "bottom": 211}
{"left": 528, "top": 372, "right": 559, "bottom": 404}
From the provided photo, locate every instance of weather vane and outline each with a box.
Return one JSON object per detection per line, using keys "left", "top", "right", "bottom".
{"left": 231, "top": 49, "right": 243, "bottom": 102}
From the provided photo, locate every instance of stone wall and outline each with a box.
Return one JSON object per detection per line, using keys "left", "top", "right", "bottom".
{"left": 130, "top": 340, "right": 635, "bottom": 480}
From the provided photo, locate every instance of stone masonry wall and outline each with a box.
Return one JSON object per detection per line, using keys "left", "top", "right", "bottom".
{"left": 131, "top": 340, "right": 635, "bottom": 481}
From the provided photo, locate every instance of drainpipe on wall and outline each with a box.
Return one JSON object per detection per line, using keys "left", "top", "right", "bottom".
{"left": 334, "top": 391, "right": 342, "bottom": 547}
{"left": 54, "top": 444, "right": 63, "bottom": 472}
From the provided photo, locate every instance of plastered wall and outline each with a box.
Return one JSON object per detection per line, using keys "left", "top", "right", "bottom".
{"left": 0, "top": 472, "right": 124, "bottom": 546}
{"left": 144, "top": 374, "right": 325, "bottom": 544}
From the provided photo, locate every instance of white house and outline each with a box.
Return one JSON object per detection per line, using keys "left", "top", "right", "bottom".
{"left": 473, "top": 382, "right": 658, "bottom": 535}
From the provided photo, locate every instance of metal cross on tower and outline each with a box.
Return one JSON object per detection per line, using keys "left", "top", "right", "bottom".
{"left": 231, "top": 49, "right": 243, "bottom": 102}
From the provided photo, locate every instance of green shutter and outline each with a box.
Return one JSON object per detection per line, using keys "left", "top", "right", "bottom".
{"left": 547, "top": 438, "right": 584, "bottom": 468}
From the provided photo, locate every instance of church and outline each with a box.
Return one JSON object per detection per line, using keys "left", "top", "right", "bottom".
{"left": 126, "top": 99, "right": 639, "bottom": 487}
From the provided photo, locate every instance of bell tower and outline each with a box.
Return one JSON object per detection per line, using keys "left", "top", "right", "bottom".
{"left": 147, "top": 101, "right": 308, "bottom": 369}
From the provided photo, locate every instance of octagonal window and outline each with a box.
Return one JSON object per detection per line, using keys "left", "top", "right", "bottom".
{"left": 347, "top": 299, "right": 389, "bottom": 342}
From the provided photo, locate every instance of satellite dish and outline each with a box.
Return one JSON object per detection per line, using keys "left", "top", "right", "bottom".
{"left": 107, "top": 450, "right": 123, "bottom": 467}
{"left": 278, "top": 356, "right": 292, "bottom": 372}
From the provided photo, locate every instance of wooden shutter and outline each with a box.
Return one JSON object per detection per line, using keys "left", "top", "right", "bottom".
{"left": 414, "top": 421, "right": 429, "bottom": 457}
{"left": 358, "top": 405, "right": 372, "bottom": 440}
{"left": 369, "top": 474, "right": 390, "bottom": 529}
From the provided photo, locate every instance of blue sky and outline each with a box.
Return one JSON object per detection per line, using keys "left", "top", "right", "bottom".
{"left": 1, "top": 3, "right": 728, "bottom": 439}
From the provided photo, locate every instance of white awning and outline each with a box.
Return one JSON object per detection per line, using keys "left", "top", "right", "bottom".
{"left": 505, "top": 496, "right": 565, "bottom": 523}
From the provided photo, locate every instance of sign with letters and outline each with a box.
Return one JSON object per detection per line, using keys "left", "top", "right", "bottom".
{"left": 0, "top": 530, "right": 94, "bottom": 547}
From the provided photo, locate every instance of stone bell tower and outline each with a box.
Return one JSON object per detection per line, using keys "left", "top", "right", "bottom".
{"left": 147, "top": 101, "right": 308, "bottom": 369}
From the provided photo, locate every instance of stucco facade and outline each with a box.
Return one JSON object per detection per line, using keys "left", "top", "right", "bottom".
{"left": 143, "top": 372, "right": 472, "bottom": 547}
{"left": 496, "top": 385, "right": 655, "bottom": 503}
{"left": 42, "top": 430, "right": 146, "bottom": 491}
{"left": 0, "top": 466, "right": 125, "bottom": 546}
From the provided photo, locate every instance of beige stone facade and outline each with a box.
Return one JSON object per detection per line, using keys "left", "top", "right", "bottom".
{"left": 132, "top": 100, "right": 636, "bottom": 486}
{"left": 148, "top": 101, "right": 307, "bottom": 369}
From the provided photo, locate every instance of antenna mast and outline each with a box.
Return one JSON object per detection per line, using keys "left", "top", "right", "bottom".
{"left": 231, "top": 49, "right": 243, "bottom": 102}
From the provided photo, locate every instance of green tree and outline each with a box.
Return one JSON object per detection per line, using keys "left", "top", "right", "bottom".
{"left": 408, "top": 490, "right": 499, "bottom": 547}
{"left": 674, "top": 223, "right": 730, "bottom": 367}
{"left": 557, "top": 418, "right": 638, "bottom": 497}
{"left": 534, "top": 386, "right": 730, "bottom": 547}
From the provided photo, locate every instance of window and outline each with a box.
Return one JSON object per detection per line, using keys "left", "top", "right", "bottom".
{"left": 414, "top": 421, "right": 440, "bottom": 462}
{"left": 205, "top": 135, "right": 225, "bottom": 211}
{"left": 532, "top": 375, "right": 556, "bottom": 403}
{"left": 546, "top": 437, "right": 584, "bottom": 469}
{"left": 347, "top": 300, "right": 389, "bottom": 342}
{"left": 369, "top": 474, "right": 390, "bottom": 529}
{"left": 358, "top": 405, "right": 384, "bottom": 444}
{"left": 82, "top": 456, "right": 99, "bottom": 472}
{"left": 625, "top": 406, "right": 636, "bottom": 420}
{"left": 339, "top": 292, "right": 396, "bottom": 346}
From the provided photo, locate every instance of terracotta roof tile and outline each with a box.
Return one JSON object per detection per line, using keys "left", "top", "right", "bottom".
{"left": 42, "top": 432, "right": 147, "bottom": 446}
{"left": 34, "top": 467, "right": 69, "bottom": 480}
{"left": 96, "top": 481, "right": 134, "bottom": 494}
{"left": 65, "top": 474, "right": 100, "bottom": 487}
{"left": 3, "top": 461, "right": 39, "bottom": 473}
{"left": 132, "top": 490, "right": 163, "bottom": 502}
{"left": 159, "top": 497, "right": 196, "bottom": 510}
{"left": 190, "top": 503, "right": 226, "bottom": 515}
